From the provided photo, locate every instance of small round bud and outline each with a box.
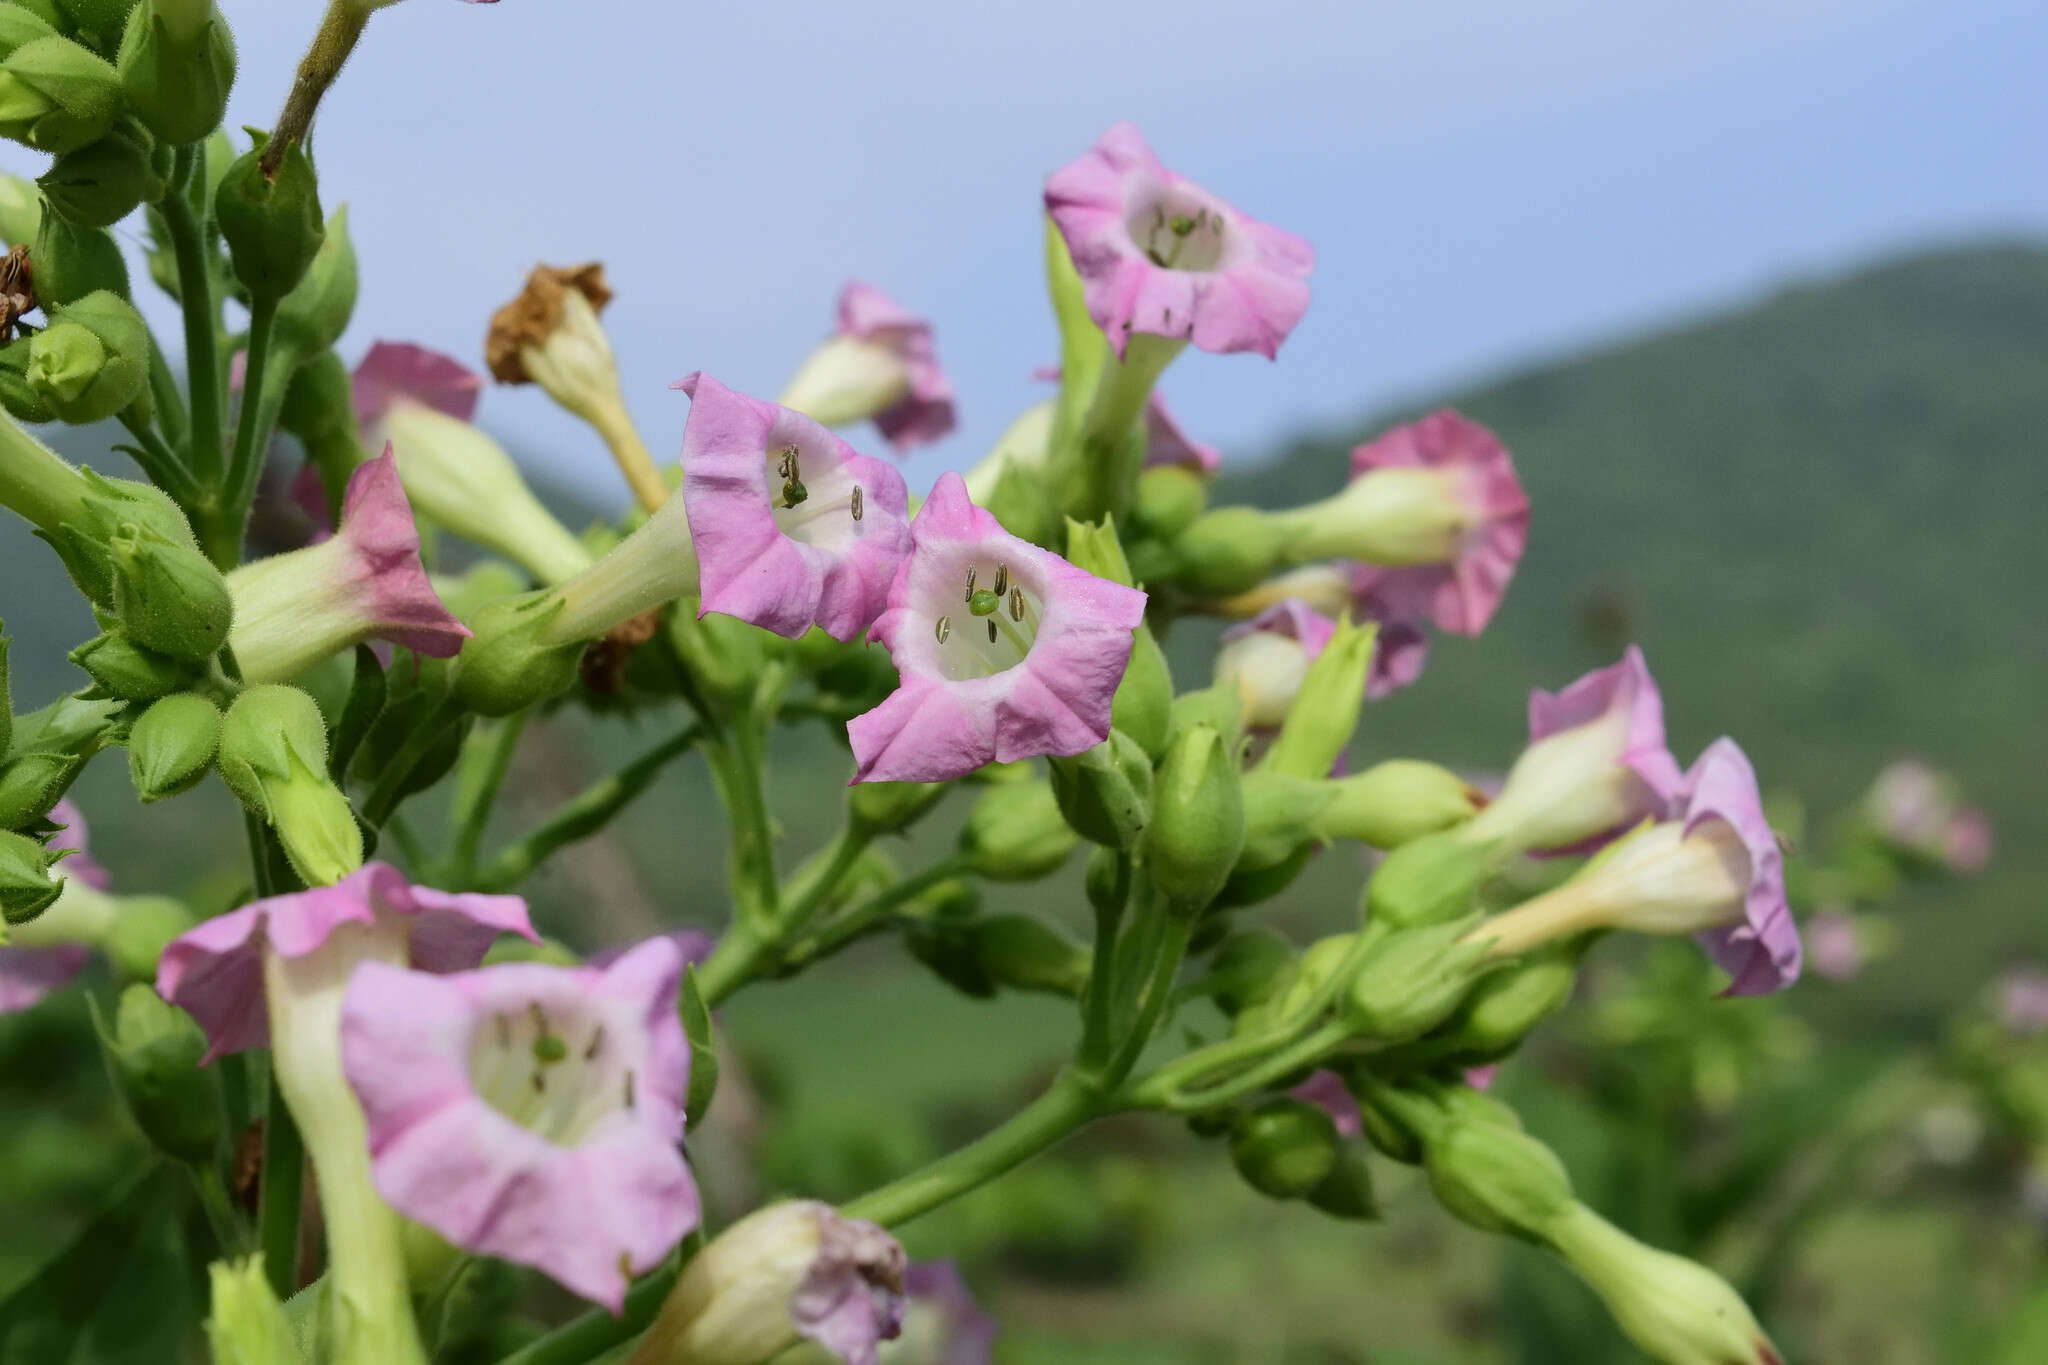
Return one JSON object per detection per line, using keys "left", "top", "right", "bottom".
{"left": 0, "top": 748, "right": 83, "bottom": 828}
{"left": 1306, "top": 1144, "right": 1380, "bottom": 1221}
{"left": 1425, "top": 1112, "right": 1576, "bottom": 1241}
{"left": 847, "top": 778, "right": 947, "bottom": 838}
{"left": 116, "top": 0, "right": 235, "bottom": 145}
{"left": 1144, "top": 722, "right": 1245, "bottom": 914}
{"left": 449, "top": 590, "right": 585, "bottom": 717}
{"left": 1048, "top": 728, "right": 1152, "bottom": 850}
{"left": 1083, "top": 843, "right": 1128, "bottom": 919}
{"left": 30, "top": 201, "right": 129, "bottom": 303}
{"left": 26, "top": 288, "right": 149, "bottom": 422}
{"left": 127, "top": 690, "right": 219, "bottom": 801}
{"left": 1344, "top": 920, "right": 1493, "bottom": 1044}
{"left": 36, "top": 126, "right": 159, "bottom": 226}
{"left": 218, "top": 684, "right": 362, "bottom": 886}
{"left": 1205, "top": 926, "right": 1296, "bottom": 1017}
{"left": 957, "top": 780, "right": 1076, "bottom": 881}
{"left": 1170, "top": 506, "right": 1285, "bottom": 597}
{"left": 1131, "top": 464, "right": 1208, "bottom": 542}
{"left": 0, "top": 826, "right": 62, "bottom": 921}
{"left": 1230, "top": 1098, "right": 1341, "bottom": 1200}
{"left": 1366, "top": 828, "right": 1499, "bottom": 930}
{"left": 90, "top": 981, "right": 224, "bottom": 1165}
{"left": 1434, "top": 942, "right": 1584, "bottom": 1061}
{"left": 271, "top": 204, "right": 358, "bottom": 357}
{"left": 0, "top": 35, "right": 122, "bottom": 153}
{"left": 68, "top": 629, "right": 201, "bottom": 699}
{"left": 106, "top": 521, "right": 232, "bottom": 659}
{"left": 215, "top": 134, "right": 323, "bottom": 302}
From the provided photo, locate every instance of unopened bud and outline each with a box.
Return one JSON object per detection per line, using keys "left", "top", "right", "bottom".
{"left": 116, "top": 0, "right": 235, "bottom": 144}
{"left": 41, "top": 467, "right": 198, "bottom": 607}
{"left": 216, "top": 133, "right": 323, "bottom": 302}
{"left": 1345, "top": 919, "right": 1493, "bottom": 1043}
{"left": 1144, "top": 722, "right": 1245, "bottom": 914}
{"left": 107, "top": 522, "right": 233, "bottom": 659}
{"left": 1434, "top": 941, "right": 1584, "bottom": 1061}
{"left": 0, "top": 826, "right": 62, "bottom": 921}
{"left": 69, "top": 629, "right": 201, "bottom": 699}
{"left": 1131, "top": 464, "right": 1208, "bottom": 542}
{"left": 450, "top": 589, "right": 585, "bottom": 717}
{"left": 204, "top": 1256, "right": 298, "bottom": 1365}
{"left": 127, "top": 690, "right": 219, "bottom": 801}
{"left": 1366, "top": 828, "right": 1499, "bottom": 930}
{"left": 91, "top": 982, "right": 223, "bottom": 1164}
{"left": 30, "top": 201, "right": 129, "bottom": 304}
{"left": 1425, "top": 1107, "right": 1575, "bottom": 1240}
{"left": 1307, "top": 1144, "right": 1380, "bottom": 1221}
{"left": 957, "top": 779, "right": 1076, "bottom": 881}
{"left": 37, "top": 126, "right": 158, "bottom": 225}
{"left": 272, "top": 204, "right": 357, "bottom": 358}
{"left": 979, "top": 454, "right": 1050, "bottom": 546}
{"left": 101, "top": 892, "right": 191, "bottom": 981}
{"left": 0, "top": 748, "right": 82, "bottom": 828}
{"left": 1048, "top": 728, "right": 1151, "bottom": 850}
{"left": 217, "top": 684, "right": 362, "bottom": 886}
{"left": 1230, "top": 1097, "right": 1341, "bottom": 1200}
{"left": 0, "top": 335, "right": 52, "bottom": 421}
{"left": 27, "top": 288, "right": 149, "bottom": 422}
{"left": 847, "top": 778, "right": 947, "bottom": 838}
{"left": 0, "top": 35, "right": 122, "bottom": 153}
{"left": 1545, "top": 1204, "right": 1783, "bottom": 1365}
{"left": 1256, "top": 616, "right": 1376, "bottom": 780}
{"left": 972, "top": 913, "right": 1091, "bottom": 997}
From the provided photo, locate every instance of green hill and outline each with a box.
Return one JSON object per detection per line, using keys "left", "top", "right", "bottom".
{"left": 1210, "top": 241, "right": 2048, "bottom": 1021}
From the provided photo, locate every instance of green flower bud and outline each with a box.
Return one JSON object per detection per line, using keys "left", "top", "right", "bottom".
{"left": 31, "top": 200, "right": 129, "bottom": 303}
{"left": 107, "top": 521, "right": 232, "bottom": 658}
{"left": 0, "top": 35, "right": 121, "bottom": 152}
{"left": 1344, "top": 918, "right": 1494, "bottom": 1044}
{"left": 1544, "top": 1205, "right": 1783, "bottom": 1365}
{"left": 1205, "top": 925, "right": 1295, "bottom": 1017}
{"left": 217, "top": 684, "right": 362, "bottom": 886}
{"left": 1048, "top": 728, "right": 1151, "bottom": 850}
{"left": 204, "top": 1256, "right": 299, "bottom": 1365}
{"left": 1144, "top": 723, "right": 1245, "bottom": 915}
{"left": 957, "top": 780, "right": 1076, "bottom": 881}
{"left": 980, "top": 454, "right": 1050, "bottom": 545}
{"left": 450, "top": 589, "right": 585, "bottom": 717}
{"left": 1170, "top": 506, "right": 1285, "bottom": 597}
{"left": 0, "top": 169, "right": 43, "bottom": 244}
{"left": 1113, "top": 623, "right": 1172, "bottom": 763}
{"left": 272, "top": 204, "right": 357, "bottom": 357}
{"left": 127, "top": 690, "right": 219, "bottom": 801}
{"left": 1316, "top": 760, "right": 1482, "bottom": 849}
{"left": 51, "top": 0, "right": 139, "bottom": 56}
{"left": 101, "top": 891, "right": 190, "bottom": 980}
{"left": 1256, "top": 616, "right": 1376, "bottom": 780}
{"left": 276, "top": 345, "right": 354, "bottom": 443}
{"left": 973, "top": 913, "right": 1091, "bottom": 997}
{"left": 27, "top": 288, "right": 149, "bottom": 422}
{"left": 115, "top": 0, "right": 233, "bottom": 144}
{"left": 1083, "top": 842, "right": 1128, "bottom": 919}
{"left": 847, "top": 778, "right": 947, "bottom": 838}
{"left": 1230, "top": 1097, "right": 1341, "bottom": 1200}
{"left": 0, "top": 336, "right": 54, "bottom": 422}
{"left": 36, "top": 125, "right": 158, "bottom": 225}
{"left": 68, "top": 629, "right": 199, "bottom": 699}
{"left": 90, "top": 981, "right": 223, "bottom": 1164}
{"left": 34, "top": 465, "right": 196, "bottom": 607}
{"left": 216, "top": 133, "right": 323, "bottom": 302}
{"left": 1433, "top": 940, "right": 1585, "bottom": 1061}
{"left": 1365, "top": 827, "right": 1500, "bottom": 930}
{"left": 0, "top": 748, "right": 82, "bottom": 827}
{"left": 1425, "top": 1109, "right": 1576, "bottom": 1241}
{"left": 1307, "top": 1144, "right": 1380, "bottom": 1221}
{"left": 1130, "top": 464, "right": 1208, "bottom": 542}
{"left": 0, "top": 826, "right": 62, "bottom": 922}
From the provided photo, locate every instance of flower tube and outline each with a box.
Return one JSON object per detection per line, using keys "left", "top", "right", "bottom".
{"left": 226, "top": 450, "right": 471, "bottom": 683}
{"left": 1470, "top": 739, "right": 1802, "bottom": 996}
{"left": 676, "top": 372, "right": 912, "bottom": 641}
{"left": 849, "top": 474, "right": 1147, "bottom": 783}
{"left": 355, "top": 342, "right": 595, "bottom": 586}
{"left": 340, "top": 936, "right": 698, "bottom": 1310}
{"left": 777, "top": 282, "right": 956, "bottom": 453}
{"left": 157, "top": 864, "right": 536, "bottom": 1365}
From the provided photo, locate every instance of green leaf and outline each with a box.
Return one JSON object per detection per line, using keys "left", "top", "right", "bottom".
{"left": 326, "top": 644, "right": 385, "bottom": 783}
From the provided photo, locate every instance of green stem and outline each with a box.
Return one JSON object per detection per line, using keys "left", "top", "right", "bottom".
{"left": 1099, "top": 908, "right": 1194, "bottom": 1087}
{"left": 844, "top": 1068, "right": 1103, "bottom": 1228}
{"left": 190, "top": 1160, "right": 246, "bottom": 1256}
{"left": 765, "top": 856, "right": 968, "bottom": 983}
{"left": 445, "top": 713, "right": 529, "bottom": 882}
{"left": 265, "top": 0, "right": 373, "bottom": 179}
{"left": 146, "top": 341, "right": 188, "bottom": 449}
{"left": 470, "top": 725, "right": 702, "bottom": 892}
{"left": 1128, "top": 1019, "right": 1353, "bottom": 1113}
{"left": 163, "top": 145, "right": 224, "bottom": 491}
{"left": 706, "top": 725, "right": 778, "bottom": 928}
{"left": 257, "top": 1071, "right": 304, "bottom": 1299}
{"left": 115, "top": 407, "right": 200, "bottom": 503}
{"left": 1066, "top": 335, "right": 1184, "bottom": 524}
{"left": 223, "top": 295, "right": 280, "bottom": 523}
{"left": 491, "top": 1255, "right": 689, "bottom": 1365}
{"left": 1077, "top": 854, "right": 1130, "bottom": 1070}
{"left": 691, "top": 825, "right": 875, "bottom": 1007}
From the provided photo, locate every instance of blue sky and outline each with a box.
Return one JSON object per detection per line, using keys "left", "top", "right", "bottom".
{"left": 12, "top": 0, "right": 2048, "bottom": 494}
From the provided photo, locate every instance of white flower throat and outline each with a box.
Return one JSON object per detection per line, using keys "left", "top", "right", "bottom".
{"left": 928, "top": 558, "right": 1043, "bottom": 680}
{"left": 1129, "top": 194, "right": 1228, "bottom": 272}
{"left": 769, "top": 442, "right": 866, "bottom": 550}
{"left": 469, "top": 997, "right": 635, "bottom": 1147}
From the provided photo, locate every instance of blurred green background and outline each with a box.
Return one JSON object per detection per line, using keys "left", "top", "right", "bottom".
{"left": 4, "top": 241, "right": 2045, "bottom": 1361}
